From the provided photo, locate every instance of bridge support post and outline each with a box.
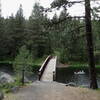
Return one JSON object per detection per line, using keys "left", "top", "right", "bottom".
{"left": 53, "top": 71, "right": 56, "bottom": 81}
{"left": 22, "top": 69, "right": 25, "bottom": 85}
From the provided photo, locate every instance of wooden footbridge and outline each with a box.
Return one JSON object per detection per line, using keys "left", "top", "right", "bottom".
{"left": 39, "top": 56, "right": 57, "bottom": 81}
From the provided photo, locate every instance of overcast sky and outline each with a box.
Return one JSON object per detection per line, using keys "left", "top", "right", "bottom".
{"left": 1, "top": 0, "right": 100, "bottom": 18}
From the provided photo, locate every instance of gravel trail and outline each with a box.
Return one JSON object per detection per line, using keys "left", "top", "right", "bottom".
{"left": 4, "top": 81, "right": 100, "bottom": 100}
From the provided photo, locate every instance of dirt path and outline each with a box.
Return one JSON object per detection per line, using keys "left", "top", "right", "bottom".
{"left": 4, "top": 81, "right": 100, "bottom": 100}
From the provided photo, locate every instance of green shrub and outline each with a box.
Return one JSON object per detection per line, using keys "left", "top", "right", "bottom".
{"left": 13, "top": 45, "right": 33, "bottom": 76}
{"left": 0, "top": 77, "right": 22, "bottom": 93}
{"left": 60, "top": 49, "right": 68, "bottom": 64}
{"left": 95, "top": 51, "right": 100, "bottom": 64}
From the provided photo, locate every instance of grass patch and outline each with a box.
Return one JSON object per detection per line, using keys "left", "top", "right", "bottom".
{"left": 68, "top": 62, "right": 100, "bottom": 69}
{"left": 68, "top": 64, "right": 88, "bottom": 68}
{"left": 0, "top": 55, "right": 46, "bottom": 65}
{"left": 96, "top": 65, "right": 100, "bottom": 68}
{"left": 0, "top": 79, "right": 22, "bottom": 93}
{"left": 96, "top": 88, "right": 100, "bottom": 91}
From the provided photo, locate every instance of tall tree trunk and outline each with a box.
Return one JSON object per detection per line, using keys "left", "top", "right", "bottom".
{"left": 85, "top": 0, "right": 98, "bottom": 89}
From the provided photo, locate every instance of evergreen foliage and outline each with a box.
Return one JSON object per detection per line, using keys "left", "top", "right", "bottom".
{"left": 0, "top": 2, "right": 99, "bottom": 64}
{"left": 27, "top": 3, "right": 52, "bottom": 58}
{"left": 13, "top": 45, "right": 33, "bottom": 76}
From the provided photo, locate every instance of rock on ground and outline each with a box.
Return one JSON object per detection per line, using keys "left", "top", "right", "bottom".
{"left": 0, "top": 72, "right": 14, "bottom": 84}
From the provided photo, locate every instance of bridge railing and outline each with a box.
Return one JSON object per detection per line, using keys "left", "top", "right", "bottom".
{"left": 38, "top": 55, "right": 52, "bottom": 81}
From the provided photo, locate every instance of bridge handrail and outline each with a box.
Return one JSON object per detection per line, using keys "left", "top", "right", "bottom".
{"left": 38, "top": 55, "right": 52, "bottom": 81}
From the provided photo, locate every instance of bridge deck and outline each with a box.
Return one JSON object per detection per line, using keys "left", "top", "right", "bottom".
{"left": 40, "top": 57, "right": 57, "bottom": 81}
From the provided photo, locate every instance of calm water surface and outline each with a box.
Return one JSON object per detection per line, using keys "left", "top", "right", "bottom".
{"left": 56, "top": 68, "right": 100, "bottom": 88}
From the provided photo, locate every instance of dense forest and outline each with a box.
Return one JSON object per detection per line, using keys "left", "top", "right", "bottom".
{"left": 0, "top": 2, "right": 100, "bottom": 65}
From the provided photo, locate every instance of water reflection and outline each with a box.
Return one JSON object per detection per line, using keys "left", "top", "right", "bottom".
{"left": 56, "top": 68, "right": 100, "bottom": 88}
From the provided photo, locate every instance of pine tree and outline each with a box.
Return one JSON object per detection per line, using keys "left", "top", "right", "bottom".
{"left": 4, "top": 14, "right": 17, "bottom": 58}
{"left": 28, "top": 3, "right": 51, "bottom": 58}
{"left": 0, "top": 16, "right": 6, "bottom": 59}
{"left": 14, "top": 4, "right": 25, "bottom": 55}
{"left": 13, "top": 45, "right": 33, "bottom": 76}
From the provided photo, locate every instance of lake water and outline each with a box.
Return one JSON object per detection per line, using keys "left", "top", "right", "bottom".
{"left": 0, "top": 64, "right": 40, "bottom": 82}
{"left": 56, "top": 68, "right": 100, "bottom": 88}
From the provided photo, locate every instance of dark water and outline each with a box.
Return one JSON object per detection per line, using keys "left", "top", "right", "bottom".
{"left": 0, "top": 64, "right": 14, "bottom": 75}
{"left": 56, "top": 68, "right": 100, "bottom": 88}
{"left": 0, "top": 64, "right": 40, "bottom": 82}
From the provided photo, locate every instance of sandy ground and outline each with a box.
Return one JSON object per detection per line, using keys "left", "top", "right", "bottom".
{"left": 4, "top": 81, "right": 100, "bottom": 100}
